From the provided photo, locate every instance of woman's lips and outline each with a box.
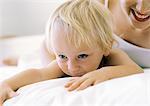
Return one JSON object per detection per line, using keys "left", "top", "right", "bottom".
{"left": 131, "top": 8, "right": 150, "bottom": 22}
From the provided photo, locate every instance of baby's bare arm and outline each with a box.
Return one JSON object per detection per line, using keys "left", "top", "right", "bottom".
{"left": 65, "top": 48, "right": 143, "bottom": 91}
{"left": 0, "top": 60, "right": 64, "bottom": 104}
{"left": 4, "top": 60, "right": 64, "bottom": 91}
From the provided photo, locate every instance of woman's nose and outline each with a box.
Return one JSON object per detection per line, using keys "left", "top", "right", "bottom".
{"left": 136, "top": 0, "right": 150, "bottom": 14}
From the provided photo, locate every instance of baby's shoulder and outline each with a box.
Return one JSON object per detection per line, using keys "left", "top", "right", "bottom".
{"left": 106, "top": 48, "right": 129, "bottom": 65}
{"left": 109, "top": 48, "right": 126, "bottom": 56}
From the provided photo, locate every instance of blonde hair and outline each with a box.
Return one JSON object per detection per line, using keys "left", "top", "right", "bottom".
{"left": 46, "top": 0, "right": 115, "bottom": 52}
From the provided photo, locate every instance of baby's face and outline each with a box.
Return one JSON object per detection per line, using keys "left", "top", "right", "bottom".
{"left": 51, "top": 24, "right": 105, "bottom": 77}
{"left": 120, "top": 0, "right": 150, "bottom": 29}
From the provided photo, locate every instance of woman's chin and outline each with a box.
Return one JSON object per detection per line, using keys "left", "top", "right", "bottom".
{"left": 131, "top": 22, "right": 149, "bottom": 30}
{"left": 129, "top": 15, "right": 150, "bottom": 30}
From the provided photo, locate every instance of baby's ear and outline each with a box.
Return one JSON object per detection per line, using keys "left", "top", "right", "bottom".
{"left": 103, "top": 50, "right": 110, "bottom": 57}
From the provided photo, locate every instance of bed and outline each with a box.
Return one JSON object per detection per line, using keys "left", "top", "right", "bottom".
{"left": 0, "top": 35, "right": 150, "bottom": 106}
{"left": 0, "top": 67, "right": 150, "bottom": 106}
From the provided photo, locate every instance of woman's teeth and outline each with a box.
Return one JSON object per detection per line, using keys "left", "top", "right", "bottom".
{"left": 134, "top": 11, "right": 149, "bottom": 19}
{"left": 131, "top": 9, "right": 150, "bottom": 22}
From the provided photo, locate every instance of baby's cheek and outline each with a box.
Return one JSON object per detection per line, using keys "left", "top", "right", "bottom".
{"left": 57, "top": 61, "right": 68, "bottom": 74}
{"left": 57, "top": 61, "right": 63, "bottom": 69}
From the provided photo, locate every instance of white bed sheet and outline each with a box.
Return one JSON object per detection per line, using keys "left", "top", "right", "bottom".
{"left": 0, "top": 66, "right": 150, "bottom": 106}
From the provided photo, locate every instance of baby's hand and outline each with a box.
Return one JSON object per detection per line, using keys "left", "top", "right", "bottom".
{"left": 0, "top": 82, "right": 18, "bottom": 106}
{"left": 64, "top": 70, "right": 108, "bottom": 91}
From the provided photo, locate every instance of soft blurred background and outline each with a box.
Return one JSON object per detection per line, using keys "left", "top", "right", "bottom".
{"left": 0, "top": 0, "right": 66, "bottom": 36}
{"left": 0, "top": 0, "right": 66, "bottom": 66}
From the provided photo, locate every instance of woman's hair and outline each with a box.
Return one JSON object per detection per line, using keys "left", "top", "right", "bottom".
{"left": 46, "top": 0, "right": 115, "bottom": 52}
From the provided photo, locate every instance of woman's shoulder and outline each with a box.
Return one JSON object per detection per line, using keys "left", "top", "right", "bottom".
{"left": 112, "top": 34, "right": 150, "bottom": 68}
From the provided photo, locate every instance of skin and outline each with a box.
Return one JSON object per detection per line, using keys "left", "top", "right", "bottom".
{"left": 106, "top": 0, "right": 150, "bottom": 48}
{"left": 2, "top": 56, "right": 18, "bottom": 66}
{"left": 51, "top": 24, "right": 106, "bottom": 77}
{"left": 0, "top": 21, "right": 143, "bottom": 105}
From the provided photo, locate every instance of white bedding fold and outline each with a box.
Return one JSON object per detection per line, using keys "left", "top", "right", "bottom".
{"left": 3, "top": 69, "right": 150, "bottom": 106}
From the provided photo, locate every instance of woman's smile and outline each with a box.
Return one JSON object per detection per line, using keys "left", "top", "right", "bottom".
{"left": 131, "top": 8, "right": 150, "bottom": 22}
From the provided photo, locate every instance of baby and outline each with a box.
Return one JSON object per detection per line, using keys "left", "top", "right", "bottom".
{"left": 0, "top": 0, "right": 143, "bottom": 105}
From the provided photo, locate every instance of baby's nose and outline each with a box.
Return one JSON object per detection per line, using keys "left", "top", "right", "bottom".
{"left": 67, "top": 60, "right": 79, "bottom": 71}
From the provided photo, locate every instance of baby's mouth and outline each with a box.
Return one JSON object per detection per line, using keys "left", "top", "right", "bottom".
{"left": 130, "top": 8, "right": 150, "bottom": 22}
{"left": 68, "top": 70, "right": 85, "bottom": 77}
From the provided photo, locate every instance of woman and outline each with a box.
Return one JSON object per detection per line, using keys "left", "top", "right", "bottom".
{"left": 99, "top": 0, "right": 150, "bottom": 67}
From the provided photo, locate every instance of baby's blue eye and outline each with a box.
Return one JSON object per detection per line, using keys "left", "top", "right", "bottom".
{"left": 78, "top": 54, "right": 88, "bottom": 59}
{"left": 58, "top": 54, "right": 67, "bottom": 59}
